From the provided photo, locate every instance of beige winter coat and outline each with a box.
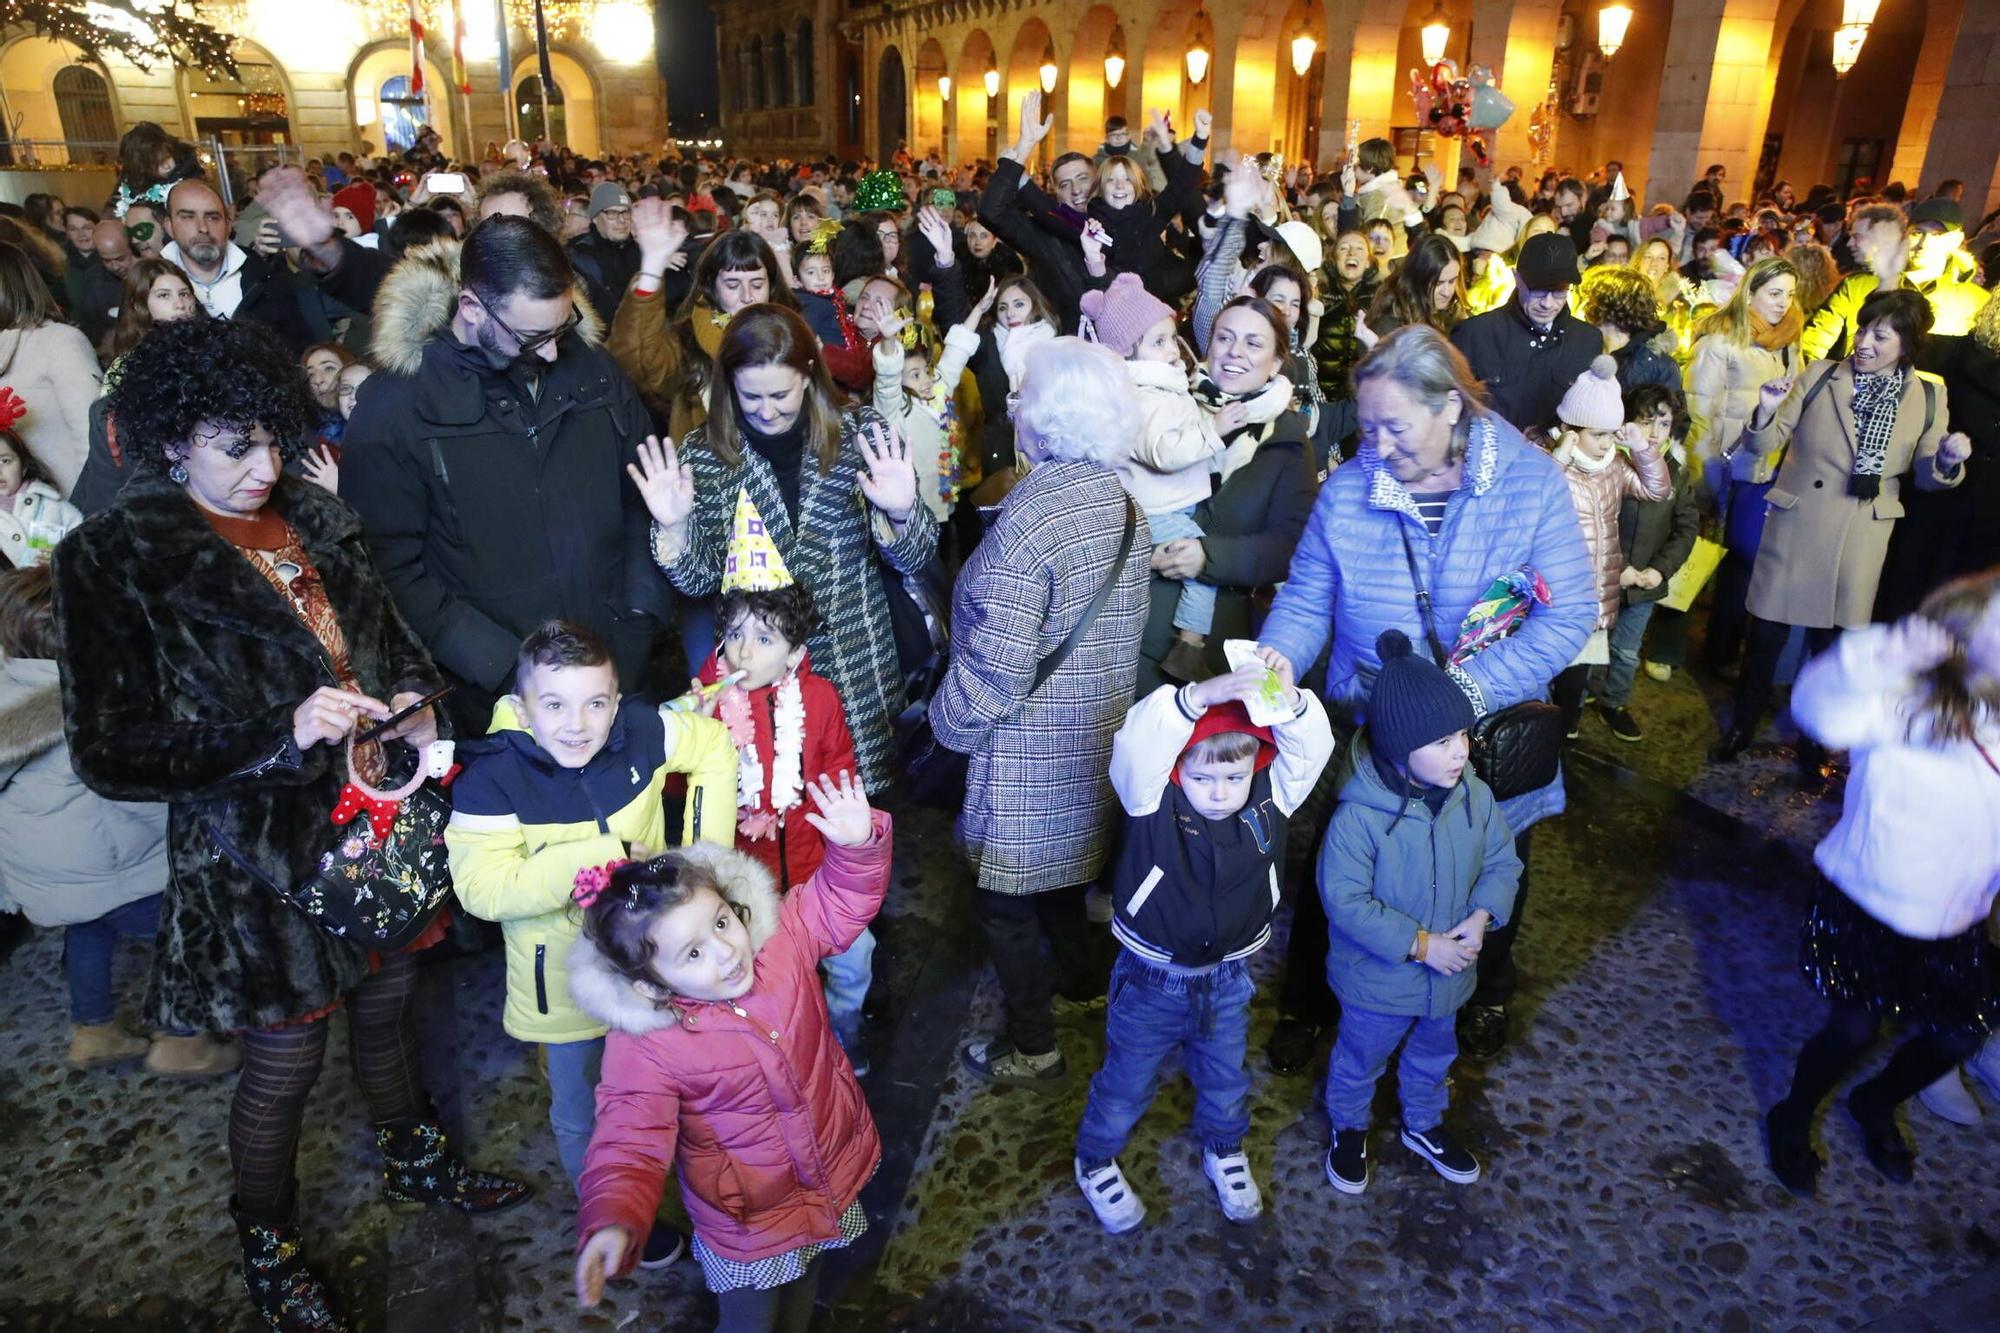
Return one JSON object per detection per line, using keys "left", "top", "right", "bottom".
{"left": 0, "top": 322, "right": 101, "bottom": 497}
{"left": 1744, "top": 359, "right": 1958, "bottom": 630}
{"left": 1683, "top": 333, "right": 1798, "bottom": 497}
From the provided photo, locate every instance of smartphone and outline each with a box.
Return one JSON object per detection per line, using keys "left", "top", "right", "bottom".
{"left": 426, "top": 171, "right": 467, "bottom": 195}
{"left": 352, "top": 684, "right": 455, "bottom": 746}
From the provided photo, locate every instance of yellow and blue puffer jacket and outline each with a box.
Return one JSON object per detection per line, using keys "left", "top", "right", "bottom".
{"left": 446, "top": 697, "right": 737, "bottom": 1043}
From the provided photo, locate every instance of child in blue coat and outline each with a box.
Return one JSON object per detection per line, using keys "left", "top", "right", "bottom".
{"left": 1319, "top": 629, "right": 1521, "bottom": 1194}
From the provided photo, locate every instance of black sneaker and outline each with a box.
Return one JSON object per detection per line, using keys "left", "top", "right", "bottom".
{"left": 1325, "top": 1128, "right": 1369, "bottom": 1195}
{"left": 1458, "top": 1005, "right": 1509, "bottom": 1061}
{"left": 638, "top": 1222, "right": 685, "bottom": 1269}
{"left": 961, "top": 1037, "right": 1068, "bottom": 1092}
{"left": 1598, "top": 705, "right": 1643, "bottom": 743}
{"left": 1401, "top": 1124, "right": 1481, "bottom": 1183}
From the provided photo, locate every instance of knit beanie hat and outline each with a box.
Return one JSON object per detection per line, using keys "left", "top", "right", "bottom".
{"left": 332, "top": 181, "right": 376, "bottom": 232}
{"left": 1368, "top": 630, "right": 1475, "bottom": 765}
{"left": 587, "top": 181, "right": 632, "bottom": 220}
{"left": 1556, "top": 354, "right": 1625, "bottom": 431}
{"left": 1078, "top": 272, "right": 1175, "bottom": 359}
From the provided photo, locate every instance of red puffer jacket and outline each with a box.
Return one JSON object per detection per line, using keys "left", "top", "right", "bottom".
{"left": 569, "top": 812, "right": 891, "bottom": 1269}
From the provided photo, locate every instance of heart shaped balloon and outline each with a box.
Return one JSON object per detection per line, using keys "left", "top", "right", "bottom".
{"left": 1470, "top": 82, "right": 1516, "bottom": 131}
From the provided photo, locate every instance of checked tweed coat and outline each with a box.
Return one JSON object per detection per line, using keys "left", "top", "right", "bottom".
{"left": 658, "top": 404, "right": 938, "bottom": 791}
{"left": 930, "top": 461, "right": 1151, "bottom": 895}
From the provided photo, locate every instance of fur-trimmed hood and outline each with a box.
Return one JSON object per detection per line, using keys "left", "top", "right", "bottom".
{"left": 0, "top": 656, "right": 63, "bottom": 782}
{"left": 367, "top": 242, "right": 606, "bottom": 376}
{"left": 566, "top": 840, "right": 787, "bottom": 1036}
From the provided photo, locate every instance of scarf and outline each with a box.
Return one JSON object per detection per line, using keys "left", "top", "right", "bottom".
{"left": 1848, "top": 365, "right": 1905, "bottom": 499}
{"left": 994, "top": 319, "right": 1056, "bottom": 389}
{"left": 1554, "top": 434, "right": 1618, "bottom": 474}
{"left": 1750, "top": 306, "right": 1803, "bottom": 352}
{"left": 1190, "top": 367, "right": 1296, "bottom": 481}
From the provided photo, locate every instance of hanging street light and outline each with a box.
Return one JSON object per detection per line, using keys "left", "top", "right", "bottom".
{"left": 1039, "top": 41, "right": 1058, "bottom": 94}
{"left": 938, "top": 74, "right": 951, "bottom": 101}
{"left": 1598, "top": 3, "right": 1633, "bottom": 60}
{"left": 1420, "top": 1, "right": 1451, "bottom": 67}
{"left": 1830, "top": 0, "right": 1880, "bottom": 76}
{"left": 984, "top": 53, "right": 1000, "bottom": 100}
{"left": 1290, "top": 25, "right": 1317, "bottom": 78}
{"left": 1104, "top": 24, "right": 1126, "bottom": 89}
{"left": 1186, "top": 9, "right": 1212, "bottom": 85}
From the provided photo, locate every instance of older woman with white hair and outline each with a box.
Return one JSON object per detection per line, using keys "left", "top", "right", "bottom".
{"left": 932, "top": 337, "right": 1151, "bottom": 1092}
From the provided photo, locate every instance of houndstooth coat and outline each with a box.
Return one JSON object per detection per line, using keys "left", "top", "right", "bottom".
{"left": 930, "top": 460, "right": 1150, "bottom": 895}
{"left": 659, "top": 405, "right": 937, "bottom": 791}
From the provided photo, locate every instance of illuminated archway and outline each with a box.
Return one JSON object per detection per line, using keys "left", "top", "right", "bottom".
{"left": 954, "top": 29, "right": 999, "bottom": 165}
{"left": 1068, "top": 5, "right": 1122, "bottom": 157}
{"left": 180, "top": 38, "right": 295, "bottom": 146}
{"left": 509, "top": 48, "right": 600, "bottom": 156}
{"left": 913, "top": 37, "right": 948, "bottom": 159}
{"left": 349, "top": 42, "right": 456, "bottom": 159}
{"left": 1005, "top": 17, "right": 1058, "bottom": 167}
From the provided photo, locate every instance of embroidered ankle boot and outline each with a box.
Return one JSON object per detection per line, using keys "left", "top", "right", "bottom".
{"left": 374, "top": 1110, "right": 533, "bottom": 1213}
{"left": 230, "top": 1193, "right": 349, "bottom": 1333}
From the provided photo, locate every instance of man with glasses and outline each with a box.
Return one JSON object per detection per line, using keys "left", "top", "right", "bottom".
{"left": 159, "top": 177, "right": 328, "bottom": 354}
{"left": 566, "top": 181, "right": 640, "bottom": 320}
{"left": 341, "top": 215, "right": 666, "bottom": 734}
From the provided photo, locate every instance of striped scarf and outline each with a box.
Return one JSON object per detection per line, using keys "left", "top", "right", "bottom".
{"left": 1848, "top": 366, "right": 1904, "bottom": 499}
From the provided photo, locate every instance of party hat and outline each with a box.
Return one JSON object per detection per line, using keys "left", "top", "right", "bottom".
{"left": 1610, "top": 171, "right": 1630, "bottom": 202}
{"left": 855, "top": 169, "right": 908, "bottom": 213}
{"left": 722, "top": 488, "right": 794, "bottom": 594}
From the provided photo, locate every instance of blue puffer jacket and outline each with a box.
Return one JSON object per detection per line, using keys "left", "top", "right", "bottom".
{"left": 1259, "top": 412, "right": 1594, "bottom": 832}
{"left": 1319, "top": 734, "right": 1522, "bottom": 1019}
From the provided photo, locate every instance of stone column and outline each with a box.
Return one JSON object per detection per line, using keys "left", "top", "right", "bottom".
{"left": 1469, "top": 0, "right": 1562, "bottom": 179}
{"left": 1919, "top": 0, "right": 2000, "bottom": 212}
{"left": 1650, "top": 0, "right": 1781, "bottom": 208}
{"left": 1885, "top": 0, "right": 1964, "bottom": 189}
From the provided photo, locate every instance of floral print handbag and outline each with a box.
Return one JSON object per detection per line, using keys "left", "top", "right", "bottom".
{"left": 295, "top": 737, "right": 455, "bottom": 950}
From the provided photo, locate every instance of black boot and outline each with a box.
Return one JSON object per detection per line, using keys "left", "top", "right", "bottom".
{"left": 1847, "top": 1085, "right": 1915, "bottom": 1183}
{"left": 231, "top": 1193, "right": 350, "bottom": 1333}
{"left": 1709, "top": 726, "right": 1755, "bottom": 764}
{"left": 375, "top": 1110, "right": 533, "bottom": 1213}
{"left": 1764, "top": 1101, "right": 1822, "bottom": 1195}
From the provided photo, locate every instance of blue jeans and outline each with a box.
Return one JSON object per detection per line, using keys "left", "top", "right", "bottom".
{"left": 545, "top": 1036, "right": 605, "bottom": 1187}
{"left": 1323, "top": 1004, "right": 1459, "bottom": 1134}
{"left": 822, "top": 928, "right": 875, "bottom": 1047}
{"left": 1075, "top": 950, "right": 1255, "bottom": 1163}
{"left": 63, "top": 892, "right": 163, "bottom": 1025}
{"left": 1593, "top": 599, "right": 1658, "bottom": 708}
{"left": 1148, "top": 507, "right": 1215, "bottom": 636}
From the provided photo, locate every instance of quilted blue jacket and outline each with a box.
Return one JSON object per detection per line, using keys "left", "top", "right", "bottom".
{"left": 1260, "top": 413, "right": 1594, "bottom": 831}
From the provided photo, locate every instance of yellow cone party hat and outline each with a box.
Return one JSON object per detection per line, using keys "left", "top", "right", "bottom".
{"left": 722, "top": 487, "right": 795, "bottom": 593}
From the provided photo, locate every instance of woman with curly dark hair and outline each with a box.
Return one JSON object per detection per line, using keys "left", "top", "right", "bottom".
{"left": 51, "top": 316, "right": 528, "bottom": 1332}
{"left": 1577, "top": 265, "right": 1680, "bottom": 392}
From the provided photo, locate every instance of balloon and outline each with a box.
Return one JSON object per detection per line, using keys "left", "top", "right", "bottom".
{"left": 1470, "top": 82, "right": 1516, "bottom": 131}
{"left": 1410, "top": 68, "right": 1434, "bottom": 121}
{"left": 1469, "top": 133, "right": 1492, "bottom": 168}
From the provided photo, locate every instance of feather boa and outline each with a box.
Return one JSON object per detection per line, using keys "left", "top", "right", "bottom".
{"left": 718, "top": 673, "right": 807, "bottom": 841}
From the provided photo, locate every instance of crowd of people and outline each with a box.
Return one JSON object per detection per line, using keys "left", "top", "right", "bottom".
{"left": 0, "top": 100, "right": 1998, "bottom": 1333}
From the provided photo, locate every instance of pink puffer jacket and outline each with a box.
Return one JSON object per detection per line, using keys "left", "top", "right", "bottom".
{"left": 1549, "top": 437, "right": 1672, "bottom": 630}
{"left": 569, "top": 812, "right": 891, "bottom": 1269}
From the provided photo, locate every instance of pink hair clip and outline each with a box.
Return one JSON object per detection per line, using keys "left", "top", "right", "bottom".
{"left": 572, "top": 860, "right": 629, "bottom": 907}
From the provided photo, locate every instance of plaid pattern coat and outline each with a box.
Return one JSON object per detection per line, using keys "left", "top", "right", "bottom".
{"left": 930, "top": 461, "right": 1150, "bottom": 894}
{"left": 658, "top": 405, "right": 938, "bottom": 790}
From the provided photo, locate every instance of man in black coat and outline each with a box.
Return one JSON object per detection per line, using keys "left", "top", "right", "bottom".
{"left": 1450, "top": 232, "right": 1600, "bottom": 431}
{"left": 340, "top": 216, "right": 667, "bottom": 735}
{"left": 159, "top": 178, "right": 330, "bottom": 355}
{"left": 566, "top": 182, "right": 640, "bottom": 322}
{"left": 978, "top": 89, "right": 1092, "bottom": 333}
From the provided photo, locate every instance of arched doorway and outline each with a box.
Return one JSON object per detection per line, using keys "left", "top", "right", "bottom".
{"left": 517, "top": 74, "right": 565, "bottom": 144}
{"left": 0, "top": 37, "right": 121, "bottom": 163}
{"left": 510, "top": 49, "right": 600, "bottom": 155}
{"left": 185, "top": 39, "right": 293, "bottom": 144}
{"left": 53, "top": 66, "right": 114, "bottom": 144}
{"left": 349, "top": 44, "right": 457, "bottom": 159}
{"left": 877, "top": 46, "right": 908, "bottom": 160}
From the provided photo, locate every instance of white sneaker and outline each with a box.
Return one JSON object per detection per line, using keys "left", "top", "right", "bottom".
{"left": 1918, "top": 1067, "right": 1983, "bottom": 1125}
{"left": 1074, "top": 1156, "right": 1145, "bottom": 1233}
{"left": 1202, "top": 1147, "right": 1263, "bottom": 1222}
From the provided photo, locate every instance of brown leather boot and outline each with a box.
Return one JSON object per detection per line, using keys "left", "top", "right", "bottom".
{"left": 68, "top": 1023, "right": 147, "bottom": 1068}
{"left": 145, "top": 1033, "right": 241, "bottom": 1078}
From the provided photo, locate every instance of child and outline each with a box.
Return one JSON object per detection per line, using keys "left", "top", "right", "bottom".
{"left": 1592, "top": 384, "right": 1699, "bottom": 742}
{"left": 1321, "top": 630, "right": 1521, "bottom": 1194}
{"left": 1540, "top": 355, "right": 1671, "bottom": 739}
{"left": 698, "top": 514, "right": 880, "bottom": 1074}
{"left": 1765, "top": 574, "right": 2000, "bottom": 1194}
{"left": 1082, "top": 273, "right": 1291, "bottom": 683}
{"left": 570, "top": 772, "right": 892, "bottom": 1327}
{"left": 1074, "top": 659, "right": 1334, "bottom": 1231}
{"left": 792, "top": 220, "right": 872, "bottom": 393}
{"left": 447, "top": 620, "right": 738, "bottom": 1264}
{"left": 873, "top": 300, "right": 979, "bottom": 528}
{"left": 0, "top": 413, "right": 83, "bottom": 569}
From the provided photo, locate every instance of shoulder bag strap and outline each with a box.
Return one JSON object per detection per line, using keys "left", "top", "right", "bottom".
{"left": 1032, "top": 497, "right": 1138, "bottom": 695}
{"left": 1396, "top": 523, "right": 1453, "bottom": 671}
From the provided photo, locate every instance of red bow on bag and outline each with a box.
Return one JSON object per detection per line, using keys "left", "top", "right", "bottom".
{"left": 331, "top": 783, "right": 402, "bottom": 844}
{"left": 0, "top": 387, "right": 28, "bottom": 433}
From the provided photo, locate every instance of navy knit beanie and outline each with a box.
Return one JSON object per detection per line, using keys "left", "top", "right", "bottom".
{"left": 1368, "top": 629, "right": 1476, "bottom": 764}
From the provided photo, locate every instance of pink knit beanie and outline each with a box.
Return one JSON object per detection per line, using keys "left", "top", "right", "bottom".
{"left": 1556, "top": 355, "right": 1625, "bottom": 431}
{"left": 1078, "top": 272, "right": 1175, "bottom": 359}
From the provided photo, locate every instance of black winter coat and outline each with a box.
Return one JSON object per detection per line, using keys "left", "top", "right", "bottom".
{"left": 221, "top": 248, "right": 334, "bottom": 355}
{"left": 1877, "top": 331, "right": 2000, "bottom": 614}
{"left": 1451, "top": 300, "right": 1601, "bottom": 431}
{"left": 978, "top": 157, "right": 1085, "bottom": 334}
{"left": 567, "top": 229, "right": 642, "bottom": 322}
{"left": 1135, "top": 417, "right": 1319, "bottom": 695}
{"left": 342, "top": 252, "right": 665, "bottom": 727}
{"left": 1617, "top": 451, "right": 1701, "bottom": 606}
{"left": 51, "top": 472, "right": 439, "bottom": 1032}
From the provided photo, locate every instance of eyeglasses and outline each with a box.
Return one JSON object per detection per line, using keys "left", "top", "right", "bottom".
{"left": 475, "top": 293, "right": 581, "bottom": 356}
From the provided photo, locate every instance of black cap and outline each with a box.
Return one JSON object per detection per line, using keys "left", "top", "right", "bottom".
{"left": 1515, "top": 231, "right": 1580, "bottom": 289}
{"left": 1910, "top": 198, "right": 1963, "bottom": 231}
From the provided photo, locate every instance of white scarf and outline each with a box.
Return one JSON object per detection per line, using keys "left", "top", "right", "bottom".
{"left": 1555, "top": 435, "right": 1619, "bottom": 474}
{"left": 994, "top": 319, "right": 1057, "bottom": 390}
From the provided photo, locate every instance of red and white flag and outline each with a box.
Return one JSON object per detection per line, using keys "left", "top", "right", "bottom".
{"left": 408, "top": 0, "right": 426, "bottom": 95}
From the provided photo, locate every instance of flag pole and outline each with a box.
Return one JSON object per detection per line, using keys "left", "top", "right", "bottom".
{"left": 532, "top": 0, "right": 553, "bottom": 148}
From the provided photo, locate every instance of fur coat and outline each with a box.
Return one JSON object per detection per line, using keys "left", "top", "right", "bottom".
{"left": 51, "top": 469, "right": 441, "bottom": 1032}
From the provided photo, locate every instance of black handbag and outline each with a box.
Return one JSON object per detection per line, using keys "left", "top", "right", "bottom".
{"left": 902, "top": 497, "right": 1138, "bottom": 809}
{"left": 1398, "top": 528, "right": 1564, "bottom": 801}
{"left": 299, "top": 737, "right": 455, "bottom": 949}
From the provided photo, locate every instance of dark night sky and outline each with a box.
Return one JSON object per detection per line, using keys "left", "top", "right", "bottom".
{"left": 656, "top": 0, "right": 719, "bottom": 134}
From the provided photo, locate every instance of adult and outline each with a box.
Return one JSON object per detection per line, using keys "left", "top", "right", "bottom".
{"left": 929, "top": 337, "right": 1148, "bottom": 1090}
{"left": 629, "top": 304, "right": 937, "bottom": 790}
{"left": 1450, "top": 232, "right": 1600, "bottom": 431}
{"left": 1683, "top": 257, "right": 1804, "bottom": 671}
{"left": 566, "top": 181, "right": 640, "bottom": 321}
{"left": 73, "top": 220, "right": 135, "bottom": 349}
{"left": 1257, "top": 326, "right": 1594, "bottom": 1069}
{"left": 1804, "top": 200, "right": 1988, "bottom": 363}
{"left": 978, "top": 91, "right": 1101, "bottom": 333}
{"left": 1363, "top": 234, "right": 1465, "bottom": 342}
{"left": 342, "top": 216, "right": 665, "bottom": 736}
{"left": 1711, "top": 288, "right": 1970, "bottom": 789}
{"left": 122, "top": 199, "right": 167, "bottom": 261}
{"left": 0, "top": 243, "right": 100, "bottom": 496}
{"left": 160, "top": 178, "right": 327, "bottom": 354}
{"left": 1138, "top": 294, "right": 1319, "bottom": 693}
{"left": 1312, "top": 229, "right": 1384, "bottom": 465}
{"left": 51, "top": 317, "right": 527, "bottom": 1331}
{"left": 1577, "top": 266, "right": 1679, "bottom": 391}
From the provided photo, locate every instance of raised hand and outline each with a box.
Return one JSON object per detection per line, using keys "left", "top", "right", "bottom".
{"left": 916, "top": 205, "right": 954, "bottom": 265}
{"left": 857, "top": 420, "right": 917, "bottom": 522}
{"left": 1015, "top": 90, "right": 1053, "bottom": 156}
{"left": 1756, "top": 375, "right": 1795, "bottom": 415}
{"left": 966, "top": 276, "right": 1000, "bottom": 327}
{"left": 1222, "top": 153, "right": 1264, "bottom": 219}
{"left": 875, "top": 307, "right": 909, "bottom": 344}
{"left": 1193, "top": 109, "right": 1213, "bottom": 141}
{"left": 258, "top": 166, "right": 336, "bottom": 249}
{"left": 627, "top": 435, "right": 695, "bottom": 528}
{"left": 631, "top": 197, "right": 688, "bottom": 275}
{"left": 801, "top": 770, "right": 874, "bottom": 847}
{"left": 1146, "top": 107, "right": 1171, "bottom": 149}
{"left": 1938, "top": 430, "right": 1973, "bottom": 471}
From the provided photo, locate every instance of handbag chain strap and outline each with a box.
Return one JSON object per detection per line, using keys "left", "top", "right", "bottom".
{"left": 1397, "top": 524, "right": 1454, "bottom": 671}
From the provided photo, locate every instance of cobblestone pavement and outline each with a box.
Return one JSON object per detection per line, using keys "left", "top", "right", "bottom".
{"left": 2, "top": 660, "right": 1991, "bottom": 1332}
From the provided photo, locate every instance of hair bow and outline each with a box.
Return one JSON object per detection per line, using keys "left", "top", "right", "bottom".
{"left": 0, "top": 387, "right": 27, "bottom": 434}
{"left": 572, "top": 860, "right": 630, "bottom": 908}
{"left": 331, "top": 783, "right": 401, "bottom": 844}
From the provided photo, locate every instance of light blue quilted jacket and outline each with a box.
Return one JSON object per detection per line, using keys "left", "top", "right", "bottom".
{"left": 1260, "top": 413, "right": 1594, "bottom": 832}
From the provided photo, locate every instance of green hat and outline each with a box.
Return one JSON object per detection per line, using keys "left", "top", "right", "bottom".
{"left": 855, "top": 169, "right": 908, "bottom": 213}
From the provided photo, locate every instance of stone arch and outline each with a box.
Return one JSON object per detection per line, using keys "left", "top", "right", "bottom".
{"left": 179, "top": 38, "right": 297, "bottom": 145}
{"left": 0, "top": 37, "right": 121, "bottom": 163}
{"left": 1761, "top": 0, "right": 1926, "bottom": 197}
{"left": 509, "top": 48, "right": 601, "bottom": 156}
{"left": 913, "top": 37, "right": 948, "bottom": 159}
{"left": 747, "top": 34, "right": 766, "bottom": 110}
{"left": 877, "top": 44, "right": 908, "bottom": 160}
{"left": 348, "top": 42, "right": 455, "bottom": 160}
{"left": 1133, "top": 0, "right": 1205, "bottom": 145}
{"left": 1005, "top": 16, "right": 1058, "bottom": 162}
{"left": 955, "top": 28, "right": 999, "bottom": 164}
{"left": 1068, "top": 5, "right": 1123, "bottom": 156}
{"left": 769, "top": 27, "right": 791, "bottom": 108}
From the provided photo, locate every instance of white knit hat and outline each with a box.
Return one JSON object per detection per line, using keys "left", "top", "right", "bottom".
{"left": 1556, "top": 355, "right": 1625, "bottom": 431}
